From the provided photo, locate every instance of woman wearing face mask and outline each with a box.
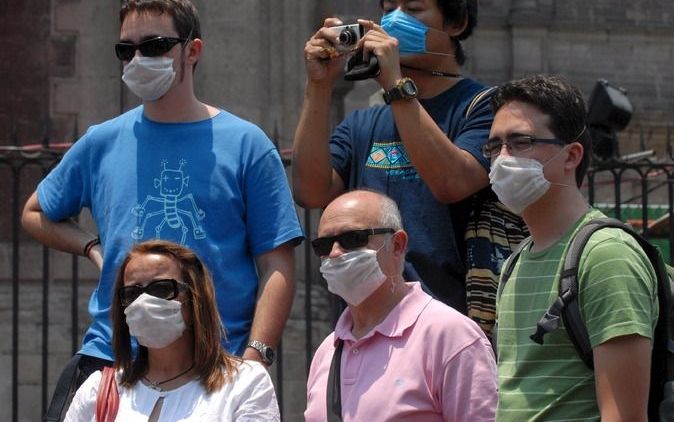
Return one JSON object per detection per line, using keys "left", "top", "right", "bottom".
{"left": 64, "top": 240, "right": 280, "bottom": 421}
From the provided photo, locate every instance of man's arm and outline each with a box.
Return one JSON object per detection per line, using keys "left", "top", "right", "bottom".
{"left": 21, "top": 192, "right": 102, "bottom": 269}
{"left": 242, "top": 243, "right": 295, "bottom": 364}
{"left": 594, "top": 334, "right": 651, "bottom": 422}
{"left": 292, "top": 82, "right": 346, "bottom": 209}
{"left": 292, "top": 17, "right": 351, "bottom": 209}
{"left": 391, "top": 99, "right": 489, "bottom": 202}
{"left": 356, "top": 20, "right": 489, "bottom": 203}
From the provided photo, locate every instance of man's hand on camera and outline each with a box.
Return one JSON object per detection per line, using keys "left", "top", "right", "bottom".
{"left": 304, "top": 17, "right": 348, "bottom": 85}
{"left": 356, "top": 19, "right": 402, "bottom": 91}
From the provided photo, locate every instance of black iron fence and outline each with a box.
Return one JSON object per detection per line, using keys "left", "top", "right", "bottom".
{"left": 2, "top": 134, "right": 674, "bottom": 421}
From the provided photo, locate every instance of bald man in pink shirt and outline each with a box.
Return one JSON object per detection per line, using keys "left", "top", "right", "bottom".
{"left": 305, "top": 190, "right": 496, "bottom": 421}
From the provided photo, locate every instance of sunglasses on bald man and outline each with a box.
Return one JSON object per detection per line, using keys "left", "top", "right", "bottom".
{"left": 311, "top": 228, "right": 394, "bottom": 257}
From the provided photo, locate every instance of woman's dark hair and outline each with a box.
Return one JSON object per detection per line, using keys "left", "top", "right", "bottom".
{"left": 111, "top": 240, "right": 241, "bottom": 394}
{"left": 491, "top": 74, "right": 592, "bottom": 186}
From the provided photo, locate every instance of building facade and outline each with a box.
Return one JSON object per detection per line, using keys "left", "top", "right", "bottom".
{"left": 1, "top": 1, "right": 673, "bottom": 420}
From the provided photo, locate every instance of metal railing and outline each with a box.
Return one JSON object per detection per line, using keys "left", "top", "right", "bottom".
{"left": 0, "top": 138, "right": 340, "bottom": 421}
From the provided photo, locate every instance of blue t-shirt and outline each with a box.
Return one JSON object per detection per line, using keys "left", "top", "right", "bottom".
{"left": 37, "top": 106, "right": 304, "bottom": 360}
{"left": 330, "top": 78, "right": 493, "bottom": 312}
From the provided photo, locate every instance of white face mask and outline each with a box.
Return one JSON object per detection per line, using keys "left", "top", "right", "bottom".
{"left": 122, "top": 56, "right": 176, "bottom": 101}
{"left": 319, "top": 244, "right": 389, "bottom": 306}
{"left": 124, "top": 293, "right": 186, "bottom": 349}
{"left": 489, "top": 155, "right": 551, "bottom": 215}
{"left": 489, "top": 146, "right": 572, "bottom": 215}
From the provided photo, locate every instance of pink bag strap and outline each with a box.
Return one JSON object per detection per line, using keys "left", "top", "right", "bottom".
{"left": 95, "top": 367, "right": 119, "bottom": 422}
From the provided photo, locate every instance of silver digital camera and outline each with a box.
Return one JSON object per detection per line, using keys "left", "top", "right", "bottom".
{"left": 332, "top": 24, "right": 365, "bottom": 51}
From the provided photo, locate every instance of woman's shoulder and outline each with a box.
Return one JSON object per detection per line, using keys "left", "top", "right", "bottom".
{"left": 229, "top": 360, "right": 269, "bottom": 380}
{"left": 63, "top": 370, "right": 105, "bottom": 422}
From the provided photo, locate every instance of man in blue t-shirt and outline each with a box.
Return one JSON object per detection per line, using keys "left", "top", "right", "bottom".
{"left": 22, "top": 0, "right": 303, "bottom": 418}
{"left": 293, "top": 0, "right": 491, "bottom": 312}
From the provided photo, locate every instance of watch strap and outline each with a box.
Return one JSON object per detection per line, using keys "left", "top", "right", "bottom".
{"left": 382, "top": 78, "right": 417, "bottom": 105}
{"left": 247, "top": 340, "right": 275, "bottom": 365}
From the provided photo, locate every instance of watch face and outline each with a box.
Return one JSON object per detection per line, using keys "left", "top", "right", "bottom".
{"left": 402, "top": 80, "right": 417, "bottom": 96}
{"left": 264, "top": 347, "right": 275, "bottom": 362}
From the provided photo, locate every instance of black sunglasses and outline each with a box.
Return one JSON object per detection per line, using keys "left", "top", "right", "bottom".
{"left": 311, "top": 228, "right": 394, "bottom": 256}
{"left": 115, "top": 36, "right": 188, "bottom": 61}
{"left": 118, "top": 278, "right": 189, "bottom": 307}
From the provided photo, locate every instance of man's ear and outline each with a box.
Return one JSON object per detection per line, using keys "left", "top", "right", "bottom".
{"left": 392, "top": 230, "right": 408, "bottom": 257}
{"left": 444, "top": 16, "right": 468, "bottom": 38}
{"left": 185, "top": 38, "right": 203, "bottom": 66}
{"left": 564, "top": 142, "right": 584, "bottom": 173}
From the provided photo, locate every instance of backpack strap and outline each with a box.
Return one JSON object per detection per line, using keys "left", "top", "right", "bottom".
{"left": 465, "top": 86, "right": 497, "bottom": 119}
{"left": 530, "top": 217, "right": 668, "bottom": 371}
{"left": 528, "top": 219, "right": 611, "bottom": 367}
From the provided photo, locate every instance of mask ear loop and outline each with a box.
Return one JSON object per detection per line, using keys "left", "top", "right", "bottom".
{"left": 541, "top": 145, "right": 573, "bottom": 189}
{"left": 374, "top": 233, "right": 405, "bottom": 293}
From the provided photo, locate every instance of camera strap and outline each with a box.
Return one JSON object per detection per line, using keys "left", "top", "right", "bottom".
{"left": 401, "top": 64, "right": 460, "bottom": 78}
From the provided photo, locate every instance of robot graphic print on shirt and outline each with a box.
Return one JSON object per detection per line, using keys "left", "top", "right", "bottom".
{"left": 131, "top": 159, "right": 206, "bottom": 244}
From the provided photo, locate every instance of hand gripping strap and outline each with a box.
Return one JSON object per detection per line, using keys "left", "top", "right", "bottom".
{"left": 95, "top": 367, "right": 119, "bottom": 422}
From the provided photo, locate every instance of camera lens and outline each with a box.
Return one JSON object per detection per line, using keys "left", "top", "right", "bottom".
{"left": 339, "top": 28, "right": 357, "bottom": 46}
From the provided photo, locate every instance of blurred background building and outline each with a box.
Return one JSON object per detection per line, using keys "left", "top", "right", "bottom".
{"left": 1, "top": 1, "right": 673, "bottom": 420}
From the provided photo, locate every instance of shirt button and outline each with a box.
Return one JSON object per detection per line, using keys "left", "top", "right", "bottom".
{"left": 352, "top": 348, "right": 359, "bottom": 354}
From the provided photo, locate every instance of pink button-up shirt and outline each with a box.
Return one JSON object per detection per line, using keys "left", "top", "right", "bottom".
{"left": 305, "top": 282, "right": 497, "bottom": 421}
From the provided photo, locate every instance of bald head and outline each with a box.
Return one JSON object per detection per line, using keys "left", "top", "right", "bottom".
{"left": 319, "top": 190, "right": 402, "bottom": 237}
{"left": 316, "top": 190, "right": 407, "bottom": 280}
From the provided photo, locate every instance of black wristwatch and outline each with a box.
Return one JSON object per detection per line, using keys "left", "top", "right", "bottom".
{"left": 382, "top": 77, "right": 418, "bottom": 105}
{"left": 247, "top": 340, "right": 275, "bottom": 365}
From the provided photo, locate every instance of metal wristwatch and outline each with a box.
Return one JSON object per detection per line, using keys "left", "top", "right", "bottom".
{"left": 247, "top": 340, "right": 275, "bottom": 365}
{"left": 382, "top": 77, "right": 418, "bottom": 105}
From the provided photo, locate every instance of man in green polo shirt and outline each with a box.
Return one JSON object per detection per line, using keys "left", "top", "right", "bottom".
{"left": 488, "top": 75, "right": 658, "bottom": 421}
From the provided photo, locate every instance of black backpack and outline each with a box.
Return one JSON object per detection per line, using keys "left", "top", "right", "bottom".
{"left": 499, "top": 217, "right": 674, "bottom": 421}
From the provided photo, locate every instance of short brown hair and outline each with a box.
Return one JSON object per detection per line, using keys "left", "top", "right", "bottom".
{"left": 120, "top": 0, "right": 201, "bottom": 40}
{"left": 111, "top": 240, "right": 240, "bottom": 394}
{"left": 120, "top": 0, "right": 201, "bottom": 71}
{"left": 491, "top": 74, "right": 592, "bottom": 186}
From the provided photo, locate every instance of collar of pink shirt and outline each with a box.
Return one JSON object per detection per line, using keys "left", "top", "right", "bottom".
{"left": 332, "top": 282, "right": 432, "bottom": 345}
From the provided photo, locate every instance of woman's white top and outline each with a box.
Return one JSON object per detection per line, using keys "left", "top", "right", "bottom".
{"left": 64, "top": 361, "right": 280, "bottom": 421}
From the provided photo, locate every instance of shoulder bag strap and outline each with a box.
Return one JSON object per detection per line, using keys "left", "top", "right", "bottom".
{"left": 326, "top": 340, "right": 344, "bottom": 422}
{"left": 492, "top": 236, "right": 532, "bottom": 353}
{"left": 465, "top": 86, "right": 497, "bottom": 119}
{"left": 95, "top": 367, "right": 119, "bottom": 422}
{"left": 43, "top": 354, "right": 83, "bottom": 422}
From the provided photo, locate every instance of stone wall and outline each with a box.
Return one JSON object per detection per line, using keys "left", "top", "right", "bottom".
{"left": 1, "top": 1, "right": 673, "bottom": 420}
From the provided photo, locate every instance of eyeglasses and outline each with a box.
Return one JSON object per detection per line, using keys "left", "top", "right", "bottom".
{"left": 118, "top": 278, "right": 189, "bottom": 307}
{"left": 482, "top": 135, "right": 566, "bottom": 158}
{"left": 115, "top": 36, "right": 188, "bottom": 61}
{"left": 311, "top": 228, "right": 394, "bottom": 256}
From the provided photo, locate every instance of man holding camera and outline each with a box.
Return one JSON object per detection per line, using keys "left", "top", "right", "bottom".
{"left": 293, "top": 0, "right": 492, "bottom": 313}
